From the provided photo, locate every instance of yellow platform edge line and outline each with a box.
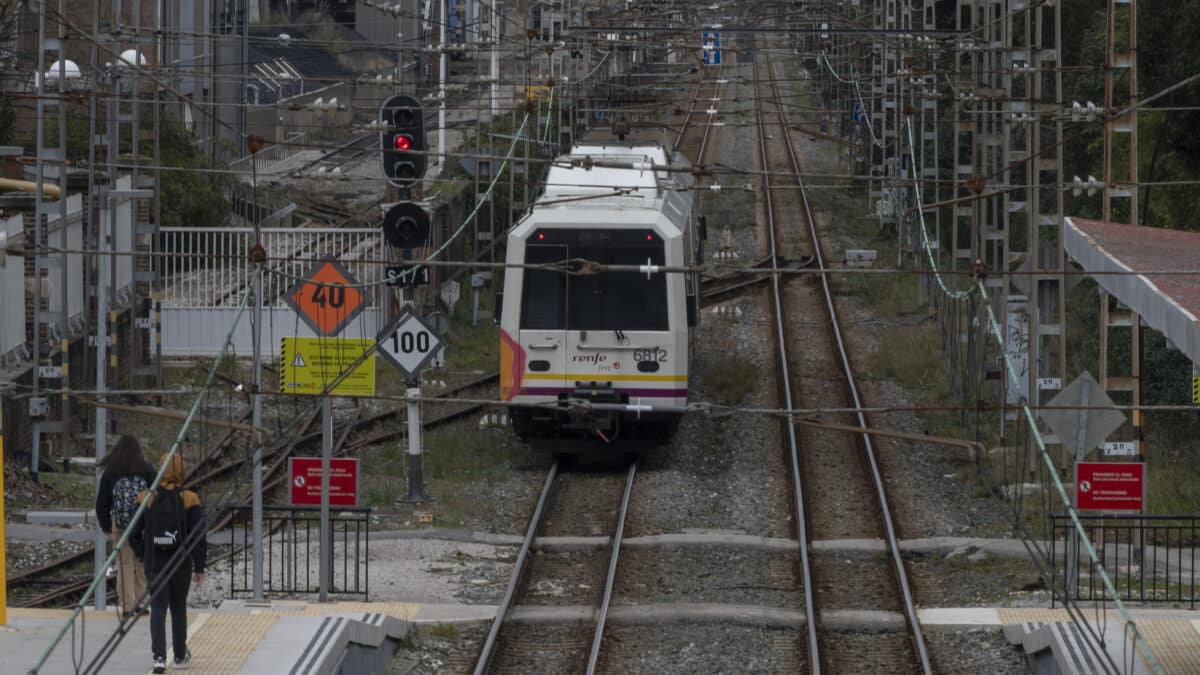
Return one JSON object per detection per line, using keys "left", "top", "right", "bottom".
{"left": 185, "top": 612, "right": 279, "bottom": 675}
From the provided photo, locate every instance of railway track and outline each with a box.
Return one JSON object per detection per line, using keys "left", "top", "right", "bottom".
{"left": 753, "top": 46, "right": 931, "bottom": 673}
{"left": 472, "top": 459, "right": 636, "bottom": 674}
{"left": 8, "top": 372, "right": 499, "bottom": 608}
{"left": 470, "top": 69, "right": 736, "bottom": 673}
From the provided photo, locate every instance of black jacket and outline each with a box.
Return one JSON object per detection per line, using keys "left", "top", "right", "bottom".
{"left": 95, "top": 461, "right": 156, "bottom": 534}
{"left": 130, "top": 454, "right": 206, "bottom": 574}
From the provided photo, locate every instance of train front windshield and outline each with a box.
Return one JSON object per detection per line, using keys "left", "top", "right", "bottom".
{"left": 521, "top": 229, "right": 668, "bottom": 332}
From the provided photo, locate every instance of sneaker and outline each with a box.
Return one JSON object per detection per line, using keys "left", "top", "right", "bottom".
{"left": 152, "top": 656, "right": 166, "bottom": 674}
{"left": 173, "top": 650, "right": 192, "bottom": 670}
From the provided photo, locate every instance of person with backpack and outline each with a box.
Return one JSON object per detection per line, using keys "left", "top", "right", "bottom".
{"left": 95, "top": 435, "right": 156, "bottom": 618}
{"left": 131, "top": 453, "right": 206, "bottom": 674}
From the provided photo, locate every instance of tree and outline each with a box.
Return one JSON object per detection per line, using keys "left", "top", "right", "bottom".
{"left": 157, "top": 113, "right": 231, "bottom": 229}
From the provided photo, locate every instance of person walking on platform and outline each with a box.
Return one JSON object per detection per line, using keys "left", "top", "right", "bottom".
{"left": 132, "top": 453, "right": 206, "bottom": 673}
{"left": 95, "top": 435, "right": 156, "bottom": 619}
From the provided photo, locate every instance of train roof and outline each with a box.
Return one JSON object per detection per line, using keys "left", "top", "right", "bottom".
{"left": 537, "top": 144, "right": 692, "bottom": 208}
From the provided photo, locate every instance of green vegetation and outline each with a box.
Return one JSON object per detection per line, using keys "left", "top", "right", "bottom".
{"left": 38, "top": 472, "right": 96, "bottom": 510}
{"left": 441, "top": 293, "right": 499, "bottom": 373}
{"left": 157, "top": 114, "right": 232, "bottom": 229}
{"left": 0, "top": 96, "right": 12, "bottom": 145}
{"left": 1061, "top": 0, "right": 1200, "bottom": 232}
{"left": 20, "top": 116, "right": 92, "bottom": 163}
{"left": 423, "top": 623, "right": 460, "bottom": 639}
{"left": 16, "top": 111, "right": 230, "bottom": 231}
{"left": 356, "top": 425, "right": 523, "bottom": 525}
{"left": 700, "top": 355, "right": 760, "bottom": 406}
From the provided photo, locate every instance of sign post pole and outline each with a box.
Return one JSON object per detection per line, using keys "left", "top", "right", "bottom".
{"left": 251, "top": 251, "right": 265, "bottom": 603}
{"left": 404, "top": 381, "right": 427, "bottom": 502}
{"left": 1066, "top": 383, "right": 1091, "bottom": 594}
{"left": 320, "top": 395, "right": 332, "bottom": 602}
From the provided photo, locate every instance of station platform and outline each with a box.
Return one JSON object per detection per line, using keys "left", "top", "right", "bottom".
{"left": 5, "top": 602, "right": 1197, "bottom": 674}
{"left": 1064, "top": 217, "right": 1200, "bottom": 365}
{"left": 5, "top": 601, "right": 416, "bottom": 675}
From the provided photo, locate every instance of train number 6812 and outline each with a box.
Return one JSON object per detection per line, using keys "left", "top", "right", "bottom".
{"left": 632, "top": 347, "right": 668, "bottom": 363}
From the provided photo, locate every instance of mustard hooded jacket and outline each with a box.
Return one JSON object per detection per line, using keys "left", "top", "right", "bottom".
{"left": 130, "top": 453, "right": 207, "bottom": 573}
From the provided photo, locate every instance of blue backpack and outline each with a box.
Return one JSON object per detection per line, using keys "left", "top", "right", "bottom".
{"left": 112, "top": 475, "right": 148, "bottom": 530}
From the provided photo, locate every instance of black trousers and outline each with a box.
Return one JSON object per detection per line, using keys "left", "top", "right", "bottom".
{"left": 146, "top": 557, "right": 192, "bottom": 661}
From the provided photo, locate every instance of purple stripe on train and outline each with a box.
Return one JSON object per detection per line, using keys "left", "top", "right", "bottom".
{"left": 518, "top": 387, "right": 688, "bottom": 398}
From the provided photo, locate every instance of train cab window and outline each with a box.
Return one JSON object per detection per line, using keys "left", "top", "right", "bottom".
{"left": 523, "top": 230, "right": 668, "bottom": 332}
{"left": 520, "top": 244, "right": 567, "bottom": 329}
{"left": 566, "top": 241, "right": 667, "bottom": 331}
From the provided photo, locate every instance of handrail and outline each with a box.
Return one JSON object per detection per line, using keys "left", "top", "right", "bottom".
{"left": 29, "top": 269, "right": 260, "bottom": 675}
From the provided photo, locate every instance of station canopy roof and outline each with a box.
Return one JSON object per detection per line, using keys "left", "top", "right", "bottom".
{"left": 1064, "top": 217, "right": 1200, "bottom": 365}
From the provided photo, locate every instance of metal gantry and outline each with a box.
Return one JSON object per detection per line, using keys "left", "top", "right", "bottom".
{"left": 1099, "top": 0, "right": 1143, "bottom": 456}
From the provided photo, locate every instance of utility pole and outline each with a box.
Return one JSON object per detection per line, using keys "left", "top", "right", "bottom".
{"left": 319, "top": 396, "right": 332, "bottom": 601}
{"left": 439, "top": 0, "right": 449, "bottom": 171}
{"left": 1100, "top": 0, "right": 1142, "bottom": 453}
{"left": 490, "top": 0, "right": 499, "bottom": 117}
{"left": 249, "top": 140, "right": 266, "bottom": 603}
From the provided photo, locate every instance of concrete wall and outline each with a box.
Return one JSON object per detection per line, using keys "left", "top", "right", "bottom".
{"left": 0, "top": 214, "right": 24, "bottom": 361}
{"left": 44, "top": 194, "right": 86, "bottom": 329}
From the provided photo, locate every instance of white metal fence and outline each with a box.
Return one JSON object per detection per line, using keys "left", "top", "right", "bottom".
{"left": 159, "top": 227, "right": 386, "bottom": 357}
{"left": 47, "top": 194, "right": 87, "bottom": 335}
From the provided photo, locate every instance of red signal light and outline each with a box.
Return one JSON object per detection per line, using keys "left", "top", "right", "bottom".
{"left": 537, "top": 232, "right": 545, "bottom": 240}
{"left": 393, "top": 135, "right": 413, "bottom": 151}
{"left": 646, "top": 233, "right": 653, "bottom": 241}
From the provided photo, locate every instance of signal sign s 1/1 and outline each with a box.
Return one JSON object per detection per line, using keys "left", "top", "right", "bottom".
{"left": 385, "top": 265, "right": 430, "bottom": 288}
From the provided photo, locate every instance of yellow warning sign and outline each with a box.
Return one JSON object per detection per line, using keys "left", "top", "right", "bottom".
{"left": 280, "top": 337, "right": 376, "bottom": 397}
{"left": 1193, "top": 375, "right": 1200, "bottom": 405}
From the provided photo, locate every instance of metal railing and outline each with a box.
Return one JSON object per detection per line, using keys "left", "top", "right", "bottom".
{"left": 227, "top": 505, "right": 370, "bottom": 600}
{"left": 159, "top": 227, "right": 385, "bottom": 309}
{"left": 1053, "top": 513, "right": 1199, "bottom": 608}
{"left": 228, "top": 132, "right": 307, "bottom": 181}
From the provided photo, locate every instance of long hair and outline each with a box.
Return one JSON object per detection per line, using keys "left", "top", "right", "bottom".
{"left": 98, "top": 435, "right": 150, "bottom": 476}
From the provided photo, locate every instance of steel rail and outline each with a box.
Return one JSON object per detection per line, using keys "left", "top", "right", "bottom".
{"left": 16, "top": 372, "right": 501, "bottom": 609}
{"left": 473, "top": 460, "right": 561, "bottom": 675}
{"left": 585, "top": 461, "right": 637, "bottom": 675}
{"left": 672, "top": 64, "right": 723, "bottom": 161}
{"left": 697, "top": 67, "right": 721, "bottom": 162}
{"left": 672, "top": 76, "right": 708, "bottom": 154}
{"left": 751, "top": 53, "right": 821, "bottom": 674}
{"left": 761, "top": 54, "right": 933, "bottom": 673}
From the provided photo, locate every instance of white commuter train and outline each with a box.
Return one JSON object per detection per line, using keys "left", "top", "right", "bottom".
{"left": 498, "top": 144, "right": 700, "bottom": 450}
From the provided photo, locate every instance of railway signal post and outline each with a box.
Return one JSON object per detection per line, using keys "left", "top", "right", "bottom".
{"left": 377, "top": 310, "right": 444, "bottom": 502}
{"left": 379, "top": 94, "right": 427, "bottom": 194}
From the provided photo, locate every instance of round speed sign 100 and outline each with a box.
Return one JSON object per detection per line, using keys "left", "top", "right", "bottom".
{"left": 377, "top": 309, "right": 443, "bottom": 380}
